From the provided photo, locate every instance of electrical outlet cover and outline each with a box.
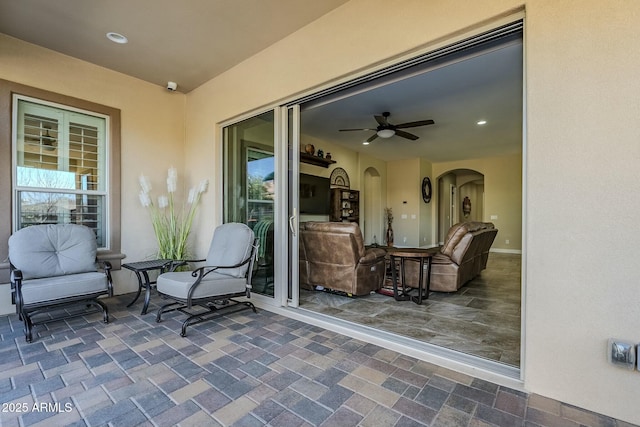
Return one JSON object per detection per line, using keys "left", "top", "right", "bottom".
{"left": 607, "top": 339, "right": 636, "bottom": 370}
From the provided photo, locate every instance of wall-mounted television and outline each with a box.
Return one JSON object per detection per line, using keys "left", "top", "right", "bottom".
{"left": 299, "top": 173, "right": 330, "bottom": 215}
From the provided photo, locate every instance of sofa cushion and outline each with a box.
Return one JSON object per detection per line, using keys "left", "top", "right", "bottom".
{"left": 302, "top": 221, "right": 364, "bottom": 259}
{"left": 20, "top": 272, "right": 108, "bottom": 305}
{"left": 158, "top": 271, "right": 247, "bottom": 299}
{"left": 9, "top": 224, "right": 98, "bottom": 280}
{"left": 440, "top": 222, "right": 469, "bottom": 257}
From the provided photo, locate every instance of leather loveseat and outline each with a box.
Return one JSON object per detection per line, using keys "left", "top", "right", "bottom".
{"left": 405, "top": 221, "right": 497, "bottom": 293}
{"left": 299, "top": 221, "right": 387, "bottom": 296}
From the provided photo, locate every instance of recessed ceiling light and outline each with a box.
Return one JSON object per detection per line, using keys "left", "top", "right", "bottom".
{"left": 106, "top": 32, "right": 128, "bottom": 44}
{"left": 476, "top": 120, "right": 487, "bottom": 125}
{"left": 362, "top": 141, "right": 370, "bottom": 145}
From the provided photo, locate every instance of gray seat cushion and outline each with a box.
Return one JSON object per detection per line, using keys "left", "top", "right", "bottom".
{"left": 9, "top": 224, "right": 98, "bottom": 279}
{"left": 157, "top": 271, "right": 247, "bottom": 299}
{"left": 20, "top": 272, "right": 108, "bottom": 305}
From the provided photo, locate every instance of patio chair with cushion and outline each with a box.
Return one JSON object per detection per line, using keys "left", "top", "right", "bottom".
{"left": 155, "top": 222, "right": 259, "bottom": 337}
{"left": 8, "top": 224, "right": 113, "bottom": 343}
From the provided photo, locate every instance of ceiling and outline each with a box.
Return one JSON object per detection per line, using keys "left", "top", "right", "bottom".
{"left": 0, "top": 0, "right": 349, "bottom": 93}
{"left": 1, "top": 1, "right": 523, "bottom": 163}
{"left": 301, "top": 39, "right": 523, "bottom": 163}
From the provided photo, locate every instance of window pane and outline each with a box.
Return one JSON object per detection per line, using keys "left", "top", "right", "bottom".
{"left": 19, "top": 113, "right": 60, "bottom": 170}
{"left": 16, "top": 167, "right": 75, "bottom": 190}
{"left": 17, "top": 191, "right": 105, "bottom": 247}
{"left": 69, "top": 121, "right": 103, "bottom": 191}
{"left": 15, "top": 98, "right": 108, "bottom": 248}
{"left": 17, "top": 102, "right": 106, "bottom": 192}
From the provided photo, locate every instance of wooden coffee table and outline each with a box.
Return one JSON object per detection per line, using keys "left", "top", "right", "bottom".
{"left": 386, "top": 248, "right": 434, "bottom": 305}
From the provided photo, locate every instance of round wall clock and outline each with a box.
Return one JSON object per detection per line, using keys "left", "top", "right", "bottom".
{"left": 422, "top": 177, "right": 432, "bottom": 203}
{"left": 330, "top": 167, "right": 350, "bottom": 189}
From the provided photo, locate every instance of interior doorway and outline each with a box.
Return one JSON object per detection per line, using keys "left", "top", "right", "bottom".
{"left": 363, "top": 167, "right": 383, "bottom": 245}
{"left": 438, "top": 169, "right": 485, "bottom": 243}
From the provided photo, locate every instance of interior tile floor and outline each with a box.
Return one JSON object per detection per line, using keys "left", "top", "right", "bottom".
{"left": 1, "top": 293, "right": 635, "bottom": 427}
{"left": 298, "top": 253, "right": 521, "bottom": 367}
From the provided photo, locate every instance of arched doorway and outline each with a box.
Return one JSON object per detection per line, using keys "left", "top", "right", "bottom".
{"left": 363, "top": 167, "right": 382, "bottom": 245}
{"left": 437, "top": 169, "right": 484, "bottom": 244}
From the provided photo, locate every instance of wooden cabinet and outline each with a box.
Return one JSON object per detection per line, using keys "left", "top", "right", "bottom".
{"left": 330, "top": 189, "right": 359, "bottom": 223}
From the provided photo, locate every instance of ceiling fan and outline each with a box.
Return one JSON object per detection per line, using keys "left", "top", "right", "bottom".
{"left": 339, "top": 111, "right": 434, "bottom": 142}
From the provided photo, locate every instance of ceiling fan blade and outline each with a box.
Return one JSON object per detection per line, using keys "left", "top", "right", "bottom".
{"left": 395, "top": 130, "right": 419, "bottom": 140}
{"left": 395, "top": 119, "right": 435, "bottom": 129}
{"left": 339, "top": 128, "right": 376, "bottom": 132}
{"left": 374, "top": 114, "right": 389, "bottom": 126}
{"left": 366, "top": 133, "right": 379, "bottom": 142}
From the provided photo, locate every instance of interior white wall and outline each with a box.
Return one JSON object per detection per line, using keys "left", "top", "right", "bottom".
{"left": 185, "top": 1, "right": 640, "bottom": 423}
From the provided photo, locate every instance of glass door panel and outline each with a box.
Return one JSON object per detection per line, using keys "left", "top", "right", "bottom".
{"left": 223, "top": 110, "right": 275, "bottom": 297}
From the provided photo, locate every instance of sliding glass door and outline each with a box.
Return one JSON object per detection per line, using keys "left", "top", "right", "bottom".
{"left": 222, "top": 106, "right": 300, "bottom": 308}
{"left": 223, "top": 110, "right": 276, "bottom": 298}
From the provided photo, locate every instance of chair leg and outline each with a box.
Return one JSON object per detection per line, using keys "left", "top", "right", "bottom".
{"left": 22, "top": 311, "right": 33, "bottom": 343}
{"left": 156, "top": 301, "right": 184, "bottom": 323}
{"left": 180, "top": 300, "right": 257, "bottom": 337}
{"left": 87, "top": 300, "right": 110, "bottom": 323}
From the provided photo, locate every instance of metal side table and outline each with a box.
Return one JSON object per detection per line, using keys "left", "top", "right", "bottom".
{"left": 123, "top": 259, "right": 173, "bottom": 314}
{"left": 387, "top": 248, "right": 433, "bottom": 305}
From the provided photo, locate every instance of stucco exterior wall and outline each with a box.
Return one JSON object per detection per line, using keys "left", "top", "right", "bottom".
{"left": 2, "top": 0, "right": 640, "bottom": 423}
{"left": 184, "top": 1, "right": 640, "bottom": 424}
{"left": 0, "top": 33, "right": 187, "bottom": 303}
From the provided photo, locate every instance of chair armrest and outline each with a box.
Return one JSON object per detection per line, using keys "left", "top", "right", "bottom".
{"left": 360, "top": 248, "right": 387, "bottom": 264}
{"left": 170, "top": 259, "right": 206, "bottom": 272}
{"left": 431, "top": 253, "right": 454, "bottom": 265}
{"left": 190, "top": 256, "right": 253, "bottom": 279}
{"left": 185, "top": 243, "right": 258, "bottom": 306}
{"left": 10, "top": 268, "right": 22, "bottom": 283}
{"left": 98, "top": 260, "right": 114, "bottom": 297}
{"left": 9, "top": 267, "right": 23, "bottom": 311}
{"left": 98, "top": 260, "right": 112, "bottom": 271}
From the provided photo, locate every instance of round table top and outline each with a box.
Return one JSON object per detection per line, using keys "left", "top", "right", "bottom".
{"left": 386, "top": 248, "right": 435, "bottom": 258}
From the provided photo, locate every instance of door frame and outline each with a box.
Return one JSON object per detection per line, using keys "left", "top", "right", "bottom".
{"left": 219, "top": 104, "right": 301, "bottom": 310}
{"left": 218, "top": 12, "right": 526, "bottom": 387}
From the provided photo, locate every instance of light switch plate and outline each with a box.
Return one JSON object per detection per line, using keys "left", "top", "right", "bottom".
{"left": 608, "top": 339, "right": 636, "bottom": 370}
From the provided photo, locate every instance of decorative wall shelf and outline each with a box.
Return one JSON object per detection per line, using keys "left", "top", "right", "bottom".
{"left": 300, "top": 152, "right": 336, "bottom": 168}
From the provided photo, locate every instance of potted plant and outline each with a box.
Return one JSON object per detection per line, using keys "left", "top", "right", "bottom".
{"left": 138, "top": 167, "right": 208, "bottom": 261}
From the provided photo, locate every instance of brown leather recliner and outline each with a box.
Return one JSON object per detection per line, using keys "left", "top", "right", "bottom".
{"left": 299, "top": 221, "right": 387, "bottom": 296}
{"left": 429, "top": 222, "right": 498, "bottom": 292}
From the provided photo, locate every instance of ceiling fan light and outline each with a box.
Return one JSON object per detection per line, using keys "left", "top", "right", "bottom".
{"left": 377, "top": 129, "right": 395, "bottom": 138}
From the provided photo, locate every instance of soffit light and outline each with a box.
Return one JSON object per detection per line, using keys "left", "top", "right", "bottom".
{"left": 106, "top": 32, "right": 128, "bottom": 44}
{"left": 377, "top": 129, "right": 395, "bottom": 138}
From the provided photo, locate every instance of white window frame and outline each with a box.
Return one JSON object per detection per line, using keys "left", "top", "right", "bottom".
{"left": 11, "top": 94, "right": 111, "bottom": 249}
